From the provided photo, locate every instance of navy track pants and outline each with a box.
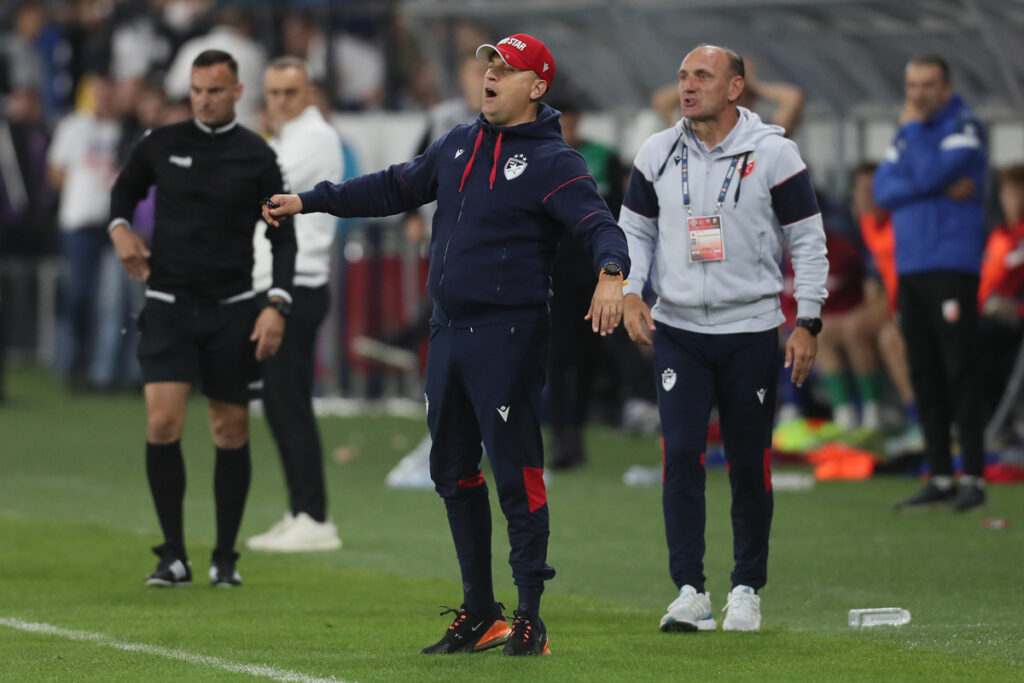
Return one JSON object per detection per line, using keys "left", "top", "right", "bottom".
{"left": 653, "top": 323, "right": 778, "bottom": 592}
{"left": 425, "top": 313, "right": 556, "bottom": 608}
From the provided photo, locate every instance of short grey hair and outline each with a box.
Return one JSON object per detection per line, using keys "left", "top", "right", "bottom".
{"left": 267, "top": 56, "right": 309, "bottom": 76}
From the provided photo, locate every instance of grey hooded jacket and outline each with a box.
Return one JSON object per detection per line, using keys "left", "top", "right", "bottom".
{"left": 620, "top": 107, "right": 828, "bottom": 334}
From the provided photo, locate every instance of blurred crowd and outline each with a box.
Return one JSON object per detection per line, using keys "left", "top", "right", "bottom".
{"left": 1, "top": 0, "right": 1023, "bottom": 470}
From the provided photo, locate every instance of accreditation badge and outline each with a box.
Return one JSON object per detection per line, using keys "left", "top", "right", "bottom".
{"left": 688, "top": 215, "right": 725, "bottom": 263}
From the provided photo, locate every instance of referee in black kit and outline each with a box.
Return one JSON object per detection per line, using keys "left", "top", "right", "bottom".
{"left": 108, "top": 49, "right": 296, "bottom": 587}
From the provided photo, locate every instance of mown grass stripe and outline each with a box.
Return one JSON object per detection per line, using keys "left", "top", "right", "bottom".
{"left": 0, "top": 617, "right": 346, "bottom": 683}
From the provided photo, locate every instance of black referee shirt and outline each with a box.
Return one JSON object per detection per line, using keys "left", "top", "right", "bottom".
{"left": 110, "top": 119, "right": 297, "bottom": 302}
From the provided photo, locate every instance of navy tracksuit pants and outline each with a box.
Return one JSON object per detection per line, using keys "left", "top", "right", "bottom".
{"left": 653, "top": 323, "right": 778, "bottom": 593}
{"left": 425, "top": 312, "right": 556, "bottom": 616}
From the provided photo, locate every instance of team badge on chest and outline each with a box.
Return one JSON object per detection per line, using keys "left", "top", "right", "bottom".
{"left": 504, "top": 153, "right": 528, "bottom": 180}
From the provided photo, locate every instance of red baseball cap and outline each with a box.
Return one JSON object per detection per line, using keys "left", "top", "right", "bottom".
{"left": 476, "top": 33, "right": 556, "bottom": 87}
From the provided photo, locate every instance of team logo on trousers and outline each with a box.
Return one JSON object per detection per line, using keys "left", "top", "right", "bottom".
{"left": 504, "top": 153, "right": 528, "bottom": 180}
{"left": 661, "top": 368, "right": 677, "bottom": 391}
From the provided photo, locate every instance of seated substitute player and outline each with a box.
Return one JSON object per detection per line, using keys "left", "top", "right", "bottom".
{"left": 263, "top": 33, "right": 629, "bottom": 656}
{"left": 108, "top": 49, "right": 297, "bottom": 587}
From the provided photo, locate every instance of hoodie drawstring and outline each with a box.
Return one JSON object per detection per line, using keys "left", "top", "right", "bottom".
{"left": 458, "top": 128, "right": 503, "bottom": 192}
{"left": 489, "top": 131, "right": 503, "bottom": 189}
{"left": 459, "top": 128, "right": 484, "bottom": 193}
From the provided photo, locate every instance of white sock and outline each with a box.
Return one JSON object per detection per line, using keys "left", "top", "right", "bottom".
{"left": 833, "top": 404, "right": 858, "bottom": 431}
{"left": 861, "top": 402, "right": 881, "bottom": 431}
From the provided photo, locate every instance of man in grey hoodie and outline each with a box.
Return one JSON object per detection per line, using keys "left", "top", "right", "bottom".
{"left": 621, "top": 45, "right": 828, "bottom": 633}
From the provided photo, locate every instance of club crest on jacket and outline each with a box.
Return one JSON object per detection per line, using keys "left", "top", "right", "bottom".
{"left": 504, "top": 153, "right": 528, "bottom": 180}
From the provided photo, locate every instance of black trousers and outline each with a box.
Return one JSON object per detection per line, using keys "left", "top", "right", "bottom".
{"left": 261, "top": 285, "right": 330, "bottom": 521}
{"left": 425, "top": 314, "right": 556, "bottom": 592}
{"left": 898, "top": 272, "right": 985, "bottom": 477}
{"left": 653, "top": 323, "right": 778, "bottom": 592}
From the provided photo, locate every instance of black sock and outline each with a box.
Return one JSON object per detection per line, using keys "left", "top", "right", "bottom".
{"left": 214, "top": 442, "right": 251, "bottom": 558}
{"left": 444, "top": 483, "right": 495, "bottom": 617}
{"left": 517, "top": 585, "right": 543, "bottom": 623}
{"left": 146, "top": 441, "right": 186, "bottom": 557}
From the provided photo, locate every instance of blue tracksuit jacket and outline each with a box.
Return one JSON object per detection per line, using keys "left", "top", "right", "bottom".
{"left": 298, "top": 103, "right": 630, "bottom": 326}
{"left": 872, "top": 95, "right": 987, "bottom": 276}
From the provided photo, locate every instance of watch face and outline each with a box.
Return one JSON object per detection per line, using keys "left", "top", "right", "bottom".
{"left": 602, "top": 263, "right": 621, "bottom": 276}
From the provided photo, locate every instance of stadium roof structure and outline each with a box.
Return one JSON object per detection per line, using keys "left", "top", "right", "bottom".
{"left": 402, "top": 0, "right": 1024, "bottom": 118}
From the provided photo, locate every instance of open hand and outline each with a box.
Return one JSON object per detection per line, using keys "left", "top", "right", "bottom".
{"left": 584, "top": 274, "right": 624, "bottom": 336}
{"left": 623, "top": 293, "right": 655, "bottom": 345}
{"left": 110, "top": 224, "right": 151, "bottom": 281}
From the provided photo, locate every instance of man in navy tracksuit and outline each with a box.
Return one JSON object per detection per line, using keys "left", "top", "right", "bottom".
{"left": 263, "top": 34, "right": 630, "bottom": 656}
{"left": 874, "top": 56, "right": 988, "bottom": 511}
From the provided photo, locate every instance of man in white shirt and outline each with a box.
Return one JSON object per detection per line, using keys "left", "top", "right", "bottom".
{"left": 47, "top": 73, "right": 122, "bottom": 386}
{"left": 247, "top": 57, "right": 343, "bottom": 552}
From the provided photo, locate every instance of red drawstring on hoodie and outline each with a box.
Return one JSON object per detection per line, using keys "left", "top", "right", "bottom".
{"left": 458, "top": 128, "right": 503, "bottom": 192}
{"left": 458, "top": 128, "right": 484, "bottom": 192}
{"left": 489, "top": 132, "right": 502, "bottom": 189}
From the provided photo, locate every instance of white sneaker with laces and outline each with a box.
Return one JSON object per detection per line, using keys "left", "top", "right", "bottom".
{"left": 255, "top": 512, "right": 342, "bottom": 552}
{"left": 246, "top": 512, "right": 295, "bottom": 550}
{"left": 722, "top": 585, "right": 761, "bottom": 631}
{"left": 659, "top": 585, "right": 716, "bottom": 632}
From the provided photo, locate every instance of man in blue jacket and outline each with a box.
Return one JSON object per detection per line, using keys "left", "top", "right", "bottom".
{"left": 263, "top": 33, "right": 630, "bottom": 656}
{"left": 873, "top": 55, "right": 987, "bottom": 512}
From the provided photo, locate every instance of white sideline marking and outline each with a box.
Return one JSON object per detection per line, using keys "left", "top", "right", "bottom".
{"left": 0, "top": 617, "right": 346, "bottom": 683}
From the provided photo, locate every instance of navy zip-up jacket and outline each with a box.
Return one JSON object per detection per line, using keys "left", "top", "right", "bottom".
{"left": 298, "top": 103, "right": 630, "bottom": 326}
{"left": 873, "top": 95, "right": 986, "bottom": 276}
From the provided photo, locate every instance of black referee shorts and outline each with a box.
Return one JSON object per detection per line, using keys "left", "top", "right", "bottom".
{"left": 137, "top": 297, "right": 260, "bottom": 405}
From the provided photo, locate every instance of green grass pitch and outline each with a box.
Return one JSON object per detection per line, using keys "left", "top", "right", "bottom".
{"left": 1, "top": 367, "right": 1023, "bottom": 681}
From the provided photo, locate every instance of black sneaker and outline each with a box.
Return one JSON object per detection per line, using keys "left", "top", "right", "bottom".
{"left": 952, "top": 484, "right": 986, "bottom": 512}
{"left": 209, "top": 551, "right": 242, "bottom": 587}
{"left": 894, "top": 482, "right": 956, "bottom": 511}
{"left": 145, "top": 544, "right": 192, "bottom": 587}
{"left": 501, "top": 611, "right": 550, "bottom": 656}
{"left": 420, "top": 604, "right": 511, "bottom": 654}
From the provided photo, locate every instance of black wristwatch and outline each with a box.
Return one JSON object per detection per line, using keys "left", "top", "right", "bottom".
{"left": 601, "top": 262, "right": 622, "bottom": 277}
{"left": 795, "top": 317, "right": 822, "bottom": 336}
{"left": 266, "top": 298, "right": 291, "bottom": 318}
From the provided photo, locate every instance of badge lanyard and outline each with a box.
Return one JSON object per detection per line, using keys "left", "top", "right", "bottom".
{"left": 681, "top": 145, "right": 741, "bottom": 217}
{"left": 682, "top": 146, "right": 744, "bottom": 264}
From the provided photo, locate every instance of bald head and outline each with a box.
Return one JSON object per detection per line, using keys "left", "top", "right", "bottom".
{"left": 678, "top": 45, "right": 745, "bottom": 124}
{"left": 686, "top": 45, "right": 744, "bottom": 78}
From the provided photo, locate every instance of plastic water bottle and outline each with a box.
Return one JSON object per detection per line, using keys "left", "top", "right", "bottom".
{"left": 848, "top": 608, "right": 911, "bottom": 627}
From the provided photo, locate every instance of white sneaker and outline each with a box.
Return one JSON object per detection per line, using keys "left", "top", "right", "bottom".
{"left": 722, "top": 585, "right": 761, "bottom": 631}
{"left": 659, "top": 585, "right": 716, "bottom": 632}
{"left": 386, "top": 436, "right": 434, "bottom": 489}
{"left": 254, "top": 512, "right": 342, "bottom": 552}
{"left": 246, "top": 512, "right": 295, "bottom": 550}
